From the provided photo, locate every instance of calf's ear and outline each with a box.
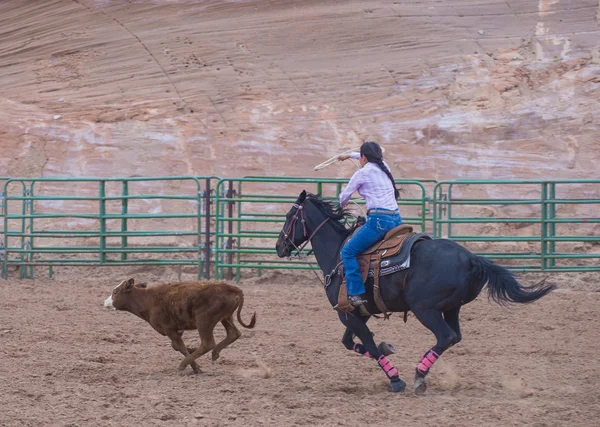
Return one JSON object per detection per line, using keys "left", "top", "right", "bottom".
{"left": 125, "top": 278, "right": 135, "bottom": 291}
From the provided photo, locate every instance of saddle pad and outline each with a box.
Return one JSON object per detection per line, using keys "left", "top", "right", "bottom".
{"left": 363, "top": 233, "right": 432, "bottom": 278}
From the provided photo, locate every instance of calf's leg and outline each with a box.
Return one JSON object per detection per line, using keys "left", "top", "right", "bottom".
{"left": 211, "top": 316, "right": 242, "bottom": 361}
{"left": 178, "top": 315, "right": 218, "bottom": 371}
{"left": 170, "top": 330, "right": 196, "bottom": 354}
{"left": 167, "top": 330, "right": 202, "bottom": 374}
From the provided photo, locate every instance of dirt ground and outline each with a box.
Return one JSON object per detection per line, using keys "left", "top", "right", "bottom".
{"left": 1, "top": 266, "right": 599, "bottom": 427}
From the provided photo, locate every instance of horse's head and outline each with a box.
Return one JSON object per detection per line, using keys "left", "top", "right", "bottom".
{"left": 275, "top": 190, "right": 309, "bottom": 258}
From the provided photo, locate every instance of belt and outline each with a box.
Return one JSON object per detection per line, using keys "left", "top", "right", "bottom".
{"left": 367, "top": 208, "right": 399, "bottom": 216}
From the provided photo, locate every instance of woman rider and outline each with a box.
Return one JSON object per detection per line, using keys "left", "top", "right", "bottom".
{"left": 338, "top": 141, "right": 402, "bottom": 307}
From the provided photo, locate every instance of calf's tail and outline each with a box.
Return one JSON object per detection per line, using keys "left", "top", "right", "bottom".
{"left": 236, "top": 292, "right": 257, "bottom": 329}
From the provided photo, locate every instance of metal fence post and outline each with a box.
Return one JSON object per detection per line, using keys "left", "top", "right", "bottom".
{"left": 204, "top": 178, "right": 211, "bottom": 279}
{"left": 226, "top": 180, "right": 235, "bottom": 280}
{"left": 99, "top": 181, "right": 106, "bottom": 264}
{"left": 27, "top": 183, "right": 35, "bottom": 279}
{"left": 19, "top": 187, "right": 28, "bottom": 279}
{"left": 121, "top": 180, "right": 128, "bottom": 261}
{"left": 549, "top": 182, "right": 556, "bottom": 268}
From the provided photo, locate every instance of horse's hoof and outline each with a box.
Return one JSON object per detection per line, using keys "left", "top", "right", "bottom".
{"left": 378, "top": 342, "right": 397, "bottom": 356}
{"left": 390, "top": 378, "right": 406, "bottom": 393}
{"left": 414, "top": 376, "right": 427, "bottom": 395}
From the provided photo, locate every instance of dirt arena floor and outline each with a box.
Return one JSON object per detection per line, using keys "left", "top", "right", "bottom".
{"left": 1, "top": 266, "right": 599, "bottom": 427}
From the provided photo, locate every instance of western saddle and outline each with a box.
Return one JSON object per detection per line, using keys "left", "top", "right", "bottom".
{"left": 337, "top": 224, "right": 431, "bottom": 317}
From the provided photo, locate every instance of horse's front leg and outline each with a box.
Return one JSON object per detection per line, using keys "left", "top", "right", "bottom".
{"left": 341, "top": 323, "right": 398, "bottom": 358}
{"left": 338, "top": 312, "right": 406, "bottom": 393}
{"left": 341, "top": 325, "right": 372, "bottom": 358}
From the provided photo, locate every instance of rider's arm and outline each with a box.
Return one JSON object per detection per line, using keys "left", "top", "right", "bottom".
{"left": 339, "top": 170, "right": 363, "bottom": 207}
{"left": 338, "top": 152, "right": 360, "bottom": 161}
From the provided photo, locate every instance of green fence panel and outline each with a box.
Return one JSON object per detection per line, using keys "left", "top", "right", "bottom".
{"left": 432, "top": 179, "right": 600, "bottom": 272}
{"left": 213, "top": 177, "right": 429, "bottom": 282}
{"left": 1, "top": 176, "right": 218, "bottom": 279}
{"left": 2, "top": 175, "right": 598, "bottom": 280}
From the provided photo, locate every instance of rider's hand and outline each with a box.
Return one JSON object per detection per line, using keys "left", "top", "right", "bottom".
{"left": 338, "top": 154, "right": 351, "bottom": 161}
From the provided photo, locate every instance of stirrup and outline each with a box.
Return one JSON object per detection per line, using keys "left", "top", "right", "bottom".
{"left": 348, "top": 295, "right": 367, "bottom": 307}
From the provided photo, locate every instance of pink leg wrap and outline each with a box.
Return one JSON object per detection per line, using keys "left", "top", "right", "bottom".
{"left": 377, "top": 355, "right": 399, "bottom": 378}
{"left": 417, "top": 350, "right": 439, "bottom": 375}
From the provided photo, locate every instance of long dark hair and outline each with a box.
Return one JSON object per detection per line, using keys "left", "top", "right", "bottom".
{"left": 306, "top": 193, "right": 354, "bottom": 235}
{"left": 360, "top": 141, "right": 400, "bottom": 199}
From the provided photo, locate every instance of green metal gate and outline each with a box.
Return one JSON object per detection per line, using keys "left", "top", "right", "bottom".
{"left": 2, "top": 177, "right": 216, "bottom": 279}
{"left": 433, "top": 180, "right": 600, "bottom": 272}
{"left": 213, "top": 177, "right": 430, "bottom": 281}
{"left": 2, "top": 176, "right": 598, "bottom": 280}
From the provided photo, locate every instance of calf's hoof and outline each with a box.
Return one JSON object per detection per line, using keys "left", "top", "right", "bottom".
{"left": 211, "top": 350, "right": 220, "bottom": 361}
{"left": 389, "top": 378, "right": 406, "bottom": 393}
{"left": 414, "top": 376, "right": 427, "bottom": 395}
{"left": 191, "top": 363, "right": 202, "bottom": 374}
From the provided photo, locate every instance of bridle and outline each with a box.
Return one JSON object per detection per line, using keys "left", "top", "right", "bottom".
{"left": 280, "top": 198, "right": 351, "bottom": 290}
{"left": 280, "top": 200, "right": 330, "bottom": 259}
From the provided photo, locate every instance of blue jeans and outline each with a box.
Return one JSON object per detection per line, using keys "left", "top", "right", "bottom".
{"left": 341, "top": 210, "right": 402, "bottom": 296}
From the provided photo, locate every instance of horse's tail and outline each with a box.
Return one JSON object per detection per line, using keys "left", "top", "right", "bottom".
{"left": 468, "top": 255, "right": 555, "bottom": 305}
{"left": 235, "top": 291, "right": 257, "bottom": 329}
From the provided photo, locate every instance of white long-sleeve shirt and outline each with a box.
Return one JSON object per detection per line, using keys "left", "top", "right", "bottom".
{"left": 339, "top": 152, "right": 398, "bottom": 211}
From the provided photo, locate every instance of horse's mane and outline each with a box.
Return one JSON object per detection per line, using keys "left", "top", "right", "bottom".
{"left": 306, "top": 193, "right": 355, "bottom": 236}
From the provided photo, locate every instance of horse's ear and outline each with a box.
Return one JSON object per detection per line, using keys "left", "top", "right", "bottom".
{"left": 299, "top": 190, "right": 307, "bottom": 202}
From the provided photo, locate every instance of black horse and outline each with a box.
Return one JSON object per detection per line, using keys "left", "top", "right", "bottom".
{"left": 275, "top": 191, "right": 555, "bottom": 394}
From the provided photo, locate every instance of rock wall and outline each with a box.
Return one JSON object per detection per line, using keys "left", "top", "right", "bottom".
{"left": 1, "top": 0, "right": 599, "bottom": 181}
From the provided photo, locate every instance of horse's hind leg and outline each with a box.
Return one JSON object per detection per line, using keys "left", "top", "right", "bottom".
{"left": 411, "top": 309, "right": 459, "bottom": 395}
{"left": 443, "top": 307, "right": 462, "bottom": 346}
{"left": 337, "top": 312, "right": 406, "bottom": 393}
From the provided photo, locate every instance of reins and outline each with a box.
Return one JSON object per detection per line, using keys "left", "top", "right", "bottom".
{"left": 280, "top": 201, "right": 332, "bottom": 286}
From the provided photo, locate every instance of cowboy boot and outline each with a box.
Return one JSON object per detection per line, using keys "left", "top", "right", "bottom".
{"left": 348, "top": 294, "right": 368, "bottom": 307}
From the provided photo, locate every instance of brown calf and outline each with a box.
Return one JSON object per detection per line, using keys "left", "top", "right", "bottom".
{"left": 104, "top": 279, "right": 256, "bottom": 373}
